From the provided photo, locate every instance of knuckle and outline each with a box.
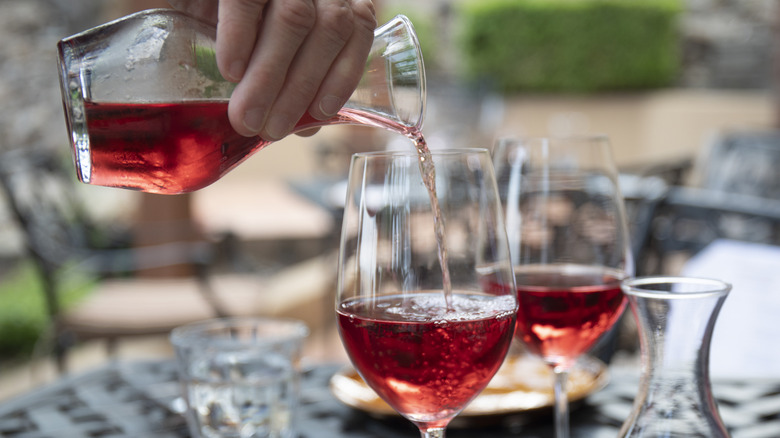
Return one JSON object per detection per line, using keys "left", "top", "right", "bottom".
{"left": 289, "top": 74, "right": 321, "bottom": 102}
{"left": 318, "top": 1, "right": 355, "bottom": 44}
{"left": 220, "top": 0, "right": 267, "bottom": 21}
{"left": 351, "top": 0, "right": 377, "bottom": 32}
{"left": 218, "top": 14, "right": 248, "bottom": 30}
{"left": 231, "top": 0, "right": 269, "bottom": 12}
{"left": 276, "top": 0, "right": 316, "bottom": 37}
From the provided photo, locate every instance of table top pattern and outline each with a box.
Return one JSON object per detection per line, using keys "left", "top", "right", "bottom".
{"left": 0, "top": 360, "right": 777, "bottom": 438}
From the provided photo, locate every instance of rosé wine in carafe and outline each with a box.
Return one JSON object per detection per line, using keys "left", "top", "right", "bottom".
{"left": 57, "top": 9, "right": 426, "bottom": 195}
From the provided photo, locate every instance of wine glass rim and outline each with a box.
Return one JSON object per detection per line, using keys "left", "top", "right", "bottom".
{"left": 621, "top": 276, "right": 732, "bottom": 298}
{"left": 353, "top": 147, "right": 490, "bottom": 159}
{"left": 170, "top": 316, "right": 309, "bottom": 348}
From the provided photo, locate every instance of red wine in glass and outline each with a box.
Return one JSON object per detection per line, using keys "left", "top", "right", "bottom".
{"left": 337, "top": 292, "right": 516, "bottom": 429}
{"left": 513, "top": 265, "right": 627, "bottom": 369}
{"left": 492, "top": 136, "right": 632, "bottom": 438}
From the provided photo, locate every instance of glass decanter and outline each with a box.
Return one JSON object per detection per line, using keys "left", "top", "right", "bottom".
{"left": 57, "top": 9, "right": 425, "bottom": 194}
{"left": 619, "top": 276, "right": 732, "bottom": 438}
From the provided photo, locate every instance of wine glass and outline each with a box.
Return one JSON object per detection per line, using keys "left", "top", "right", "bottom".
{"left": 336, "top": 148, "right": 517, "bottom": 438}
{"left": 492, "top": 136, "right": 633, "bottom": 438}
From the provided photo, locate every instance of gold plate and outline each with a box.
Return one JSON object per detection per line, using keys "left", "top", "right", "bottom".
{"left": 329, "top": 354, "right": 609, "bottom": 427}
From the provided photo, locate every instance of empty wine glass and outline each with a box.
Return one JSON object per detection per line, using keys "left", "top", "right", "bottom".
{"left": 336, "top": 148, "right": 517, "bottom": 438}
{"left": 493, "top": 136, "right": 633, "bottom": 438}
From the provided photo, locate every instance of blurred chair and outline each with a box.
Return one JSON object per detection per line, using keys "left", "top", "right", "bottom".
{"left": 0, "top": 148, "right": 238, "bottom": 373}
{"left": 697, "top": 129, "right": 780, "bottom": 199}
{"left": 636, "top": 129, "right": 780, "bottom": 275}
{"left": 638, "top": 186, "right": 780, "bottom": 275}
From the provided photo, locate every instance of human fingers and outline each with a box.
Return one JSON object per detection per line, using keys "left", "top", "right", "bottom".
{"left": 227, "top": 0, "right": 317, "bottom": 138}
{"left": 307, "top": 0, "right": 375, "bottom": 121}
{"left": 261, "top": 0, "right": 363, "bottom": 140}
{"left": 216, "top": 0, "right": 268, "bottom": 82}
{"left": 295, "top": 127, "right": 321, "bottom": 137}
{"left": 169, "top": 0, "right": 264, "bottom": 82}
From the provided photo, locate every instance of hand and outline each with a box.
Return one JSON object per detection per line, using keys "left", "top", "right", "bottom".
{"left": 168, "top": 0, "right": 376, "bottom": 140}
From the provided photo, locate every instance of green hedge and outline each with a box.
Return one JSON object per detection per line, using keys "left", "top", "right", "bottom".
{"left": 458, "top": 0, "right": 682, "bottom": 93}
{"left": 0, "top": 261, "right": 94, "bottom": 360}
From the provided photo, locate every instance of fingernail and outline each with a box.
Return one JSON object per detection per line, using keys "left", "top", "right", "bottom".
{"left": 243, "top": 108, "right": 266, "bottom": 134}
{"left": 319, "top": 95, "right": 342, "bottom": 117}
{"left": 228, "top": 60, "right": 245, "bottom": 81}
{"left": 265, "top": 113, "right": 293, "bottom": 140}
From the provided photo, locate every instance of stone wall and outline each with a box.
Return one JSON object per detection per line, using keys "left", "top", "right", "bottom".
{"left": 0, "top": 0, "right": 106, "bottom": 155}
{"left": 679, "top": 0, "right": 778, "bottom": 89}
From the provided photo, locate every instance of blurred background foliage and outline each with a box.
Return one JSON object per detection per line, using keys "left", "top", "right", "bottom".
{"left": 379, "top": 6, "right": 440, "bottom": 77}
{"left": 387, "top": 0, "right": 684, "bottom": 93}
{"left": 458, "top": 0, "right": 683, "bottom": 93}
{"left": 0, "top": 262, "right": 93, "bottom": 360}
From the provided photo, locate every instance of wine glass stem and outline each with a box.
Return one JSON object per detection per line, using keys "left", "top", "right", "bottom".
{"left": 420, "top": 427, "right": 446, "bottom": 438}
{"left": 553, "top": 368, "right": 570, "bottom": 438}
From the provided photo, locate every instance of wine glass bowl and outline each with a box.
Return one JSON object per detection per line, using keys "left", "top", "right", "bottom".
{"left": 493, "top": 136, "right": 632, "bottom": 438}
{"left": 512, "top": 264, "right": 627, "bottom": 369}
{"left": 336, "top": 149, "right": 517, "bottom": 437}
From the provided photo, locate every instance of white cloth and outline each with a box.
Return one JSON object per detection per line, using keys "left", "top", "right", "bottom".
{"left": 682, "top": 239, "right": 780, "bottom": 379}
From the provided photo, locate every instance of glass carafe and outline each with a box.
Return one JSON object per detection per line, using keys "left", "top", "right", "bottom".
{"left": 619, "top": 276, "right": 732, "bottom": 438}
{"left": 57, "top": 9, "right": 425, "bottom": 194}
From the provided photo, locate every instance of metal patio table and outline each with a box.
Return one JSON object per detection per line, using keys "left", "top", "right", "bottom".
{"left": 0, "top": 360, "right": 777, "bottom": 438}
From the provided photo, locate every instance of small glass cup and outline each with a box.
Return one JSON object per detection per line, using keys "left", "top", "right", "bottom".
{"left": 170, "top": 317, "right": 309, "bottom": 438}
